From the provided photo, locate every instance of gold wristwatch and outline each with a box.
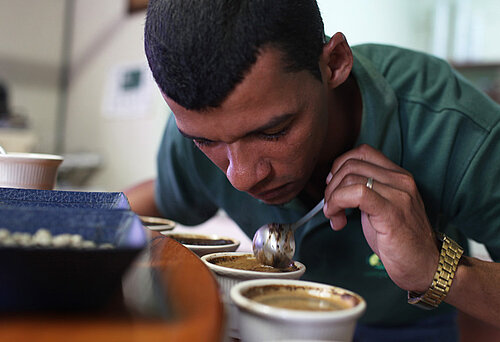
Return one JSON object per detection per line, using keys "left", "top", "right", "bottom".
{"left": 408, "top": 232, "right": 464, "bottom": 310}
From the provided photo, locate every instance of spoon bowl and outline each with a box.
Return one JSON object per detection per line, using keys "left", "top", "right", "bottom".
{"left": 252, "top": 199, "right": 324, "bottom": 268}
{"left": 252, "top": 223, "right": 295, "bottom": 268}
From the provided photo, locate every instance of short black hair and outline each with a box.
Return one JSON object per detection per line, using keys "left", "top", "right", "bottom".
{"left": 145, "top": 0, "right": 325, "bottom": 110}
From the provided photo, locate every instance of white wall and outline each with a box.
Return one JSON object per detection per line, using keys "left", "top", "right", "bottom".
{"left": 317, "top": 0, "right": 435, "bottom": 53}
{"left": 0, "top": 0, "right": 65, "bottom": 153}
{"left": 479, "top": 0, "right": 500, "bottom": 61}
{"left": 449, "top": 0, "right": 500, "bottom": 63}
{"left": 64, "top": 0, "right": 167, "bottom": 191}
{"left": 318, "top": 0, "right": 500, "bottom": 62}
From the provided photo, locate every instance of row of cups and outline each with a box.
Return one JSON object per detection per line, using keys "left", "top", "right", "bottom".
{"left": 200, "top": 251, "right": 366, "bottom": 342}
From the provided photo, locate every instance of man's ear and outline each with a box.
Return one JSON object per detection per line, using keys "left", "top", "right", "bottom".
{"left": 320, "top": 32, "right": 353, "bottom": 89}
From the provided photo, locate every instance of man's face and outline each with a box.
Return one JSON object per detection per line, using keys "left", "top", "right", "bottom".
{"left": 164, "top": 48, "right": 331, "bottom": 205}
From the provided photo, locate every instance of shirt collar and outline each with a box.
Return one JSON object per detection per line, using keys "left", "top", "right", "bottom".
{"left": 351, "top": 49, "right": 402, "bottom": 167}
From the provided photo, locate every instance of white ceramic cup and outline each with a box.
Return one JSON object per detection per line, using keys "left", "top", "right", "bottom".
{"left": 201, "top": 252, "right": 306, "bottom": 340}
{"left": 0, "top": 152, "right": 63, "bottom": 190}
{"left": 230, "top": 279, "right": 366, "bottom": 342}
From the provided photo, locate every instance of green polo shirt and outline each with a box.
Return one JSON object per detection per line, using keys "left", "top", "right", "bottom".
{"left": 155, "top": 44, "right": 500, "bottom": 325}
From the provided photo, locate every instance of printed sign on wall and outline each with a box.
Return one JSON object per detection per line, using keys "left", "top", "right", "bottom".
{"left": 101, "top": 61, "right": 155, "bottom": 119}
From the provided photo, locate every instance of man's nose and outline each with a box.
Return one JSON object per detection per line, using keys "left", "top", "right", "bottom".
{"left": 225, "top": 143, "right": 271, "bottom": 192}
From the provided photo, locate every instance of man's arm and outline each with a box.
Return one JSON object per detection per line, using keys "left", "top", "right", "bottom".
{"left": 123, "top": 179, "right": 163, "bottom": 217}
{"left": 323, "top": 144, "right": 500, "bottom": 328}
{"left": 447, "top": 256, "right": 500, "bottom": 327}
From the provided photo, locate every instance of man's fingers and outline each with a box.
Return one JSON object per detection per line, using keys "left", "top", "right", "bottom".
{"left": 328, "top": 144, "right": 408, "bottom": 181}
{"left": 328, "top": 212, "right": 347, "bottom": 231}
{"left": 325, "top": 158, "right": 410, "bottom": 203}
{"left": 324, "top": 181, "right": 392, "bottom": 232}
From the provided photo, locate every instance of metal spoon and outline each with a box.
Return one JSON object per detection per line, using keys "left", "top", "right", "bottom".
{"left": 252, "top": 199, "right": 325, "bottom": 268}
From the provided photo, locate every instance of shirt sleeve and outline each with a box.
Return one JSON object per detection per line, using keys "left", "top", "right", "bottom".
{"left": 154, "top": 115, "right": 219, "bottom": 225}
{"left": 449, "top": 119, "right": 500, "bottom": 261}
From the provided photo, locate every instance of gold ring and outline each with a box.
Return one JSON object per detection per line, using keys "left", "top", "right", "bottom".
{"left": 366, "top": 177, "right": 374, "bottom": 190}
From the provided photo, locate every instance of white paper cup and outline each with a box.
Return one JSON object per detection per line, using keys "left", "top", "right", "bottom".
{"left": 0, "top": 152, "right": 63, "bottom": 190}
{"left": 230, "top": 279, "right": 366, "bottom": 342}
{"left": 202, "top": 252, "right": 306, "bottom": 339}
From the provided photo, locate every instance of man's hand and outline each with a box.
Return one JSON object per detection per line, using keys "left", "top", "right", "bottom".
{"left": 323, "top": 144, "right": 439, "bottom": 293}
{"left": 123, "top": 179, "right": 163, "bottom": 218}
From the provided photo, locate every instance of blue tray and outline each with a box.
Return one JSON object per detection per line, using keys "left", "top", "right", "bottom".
{"left": 0, "top": 206, "right": 148, "bottom": 312}
{"left": 0, "top": 187, "right": 130, "bottom": 209}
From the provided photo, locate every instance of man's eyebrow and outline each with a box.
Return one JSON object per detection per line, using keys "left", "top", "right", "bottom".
{"left": 248, "top": 113, "right": 295, "bottom": 135}
{"left": 177, "top": 112, "right": 295, "bottom": 141}
{"left": 177, "top": 128, "right": 214, "bottom": 142}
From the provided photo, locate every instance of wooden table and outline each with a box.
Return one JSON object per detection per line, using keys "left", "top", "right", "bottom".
{"left": 0, "top": 232, "right": 225, "bottom": 342}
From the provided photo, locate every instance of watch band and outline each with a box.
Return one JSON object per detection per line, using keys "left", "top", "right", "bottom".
{"left": 408, "top": 232, "right": 464, "bottom": 310}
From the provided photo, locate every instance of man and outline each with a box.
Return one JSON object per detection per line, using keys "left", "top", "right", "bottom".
{"left": 129, "top": 0, "right": 500, "bottom": 340}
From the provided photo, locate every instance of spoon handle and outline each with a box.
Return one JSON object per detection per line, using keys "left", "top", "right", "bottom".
{"left": 291, "top": 198, "right": 325, "bottom": 231}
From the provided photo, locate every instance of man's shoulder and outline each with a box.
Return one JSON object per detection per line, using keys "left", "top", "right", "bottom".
{"left": 352, "top": 43, "right": 499, "bottom": 126}
{"left": 353, "top": 43, "right": 422, "bottom": 55}
{"left": 352, "top": 43, "right": 453, "bottom": 84}
{"left": 352, "top": 43, "right": 441, "bottom": 64}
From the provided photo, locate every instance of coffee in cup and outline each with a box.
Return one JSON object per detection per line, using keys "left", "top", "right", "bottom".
{"left": 208, "top": 253, "right": 299, "bottom": 273}
{"left": 241, "top": 283, "right": 359, "bottom": 311}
